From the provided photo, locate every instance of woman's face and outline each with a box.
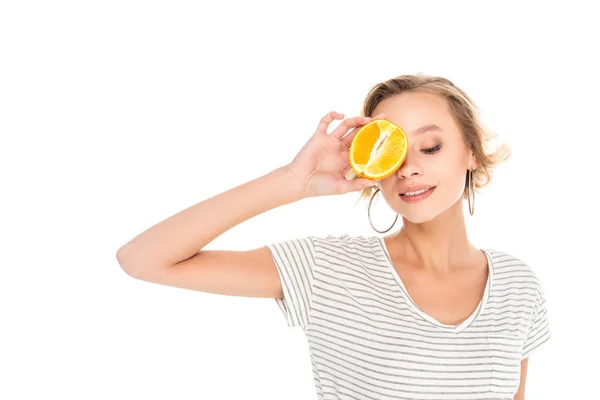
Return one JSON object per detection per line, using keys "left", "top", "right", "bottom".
{"left": 371, "top": 92, "right": 476, "bottom": 224}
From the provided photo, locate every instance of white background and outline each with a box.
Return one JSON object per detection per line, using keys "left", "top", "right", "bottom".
{"left": 2, "top": 1, "right": 599, "bottom": 399}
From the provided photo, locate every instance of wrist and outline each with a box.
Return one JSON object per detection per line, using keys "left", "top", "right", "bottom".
{"left": 273, "top": 164, "right": 309, "bottom": 202}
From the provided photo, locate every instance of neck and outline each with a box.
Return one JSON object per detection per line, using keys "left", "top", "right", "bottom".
{"left": 387, "top": 199, "right": 477, "bottom": 275}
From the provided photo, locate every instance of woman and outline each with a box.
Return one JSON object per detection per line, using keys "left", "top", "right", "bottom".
{"left": 117, "top": 74, "right": 550, "bottom": 400}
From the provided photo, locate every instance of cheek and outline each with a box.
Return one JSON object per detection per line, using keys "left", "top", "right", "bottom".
{"left": 427, "top": 153, "right": 467, "bottom": 188}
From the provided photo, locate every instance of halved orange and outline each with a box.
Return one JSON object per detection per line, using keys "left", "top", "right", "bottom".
{"left": 348, "top": 119, "right": 408, "bottom": 180}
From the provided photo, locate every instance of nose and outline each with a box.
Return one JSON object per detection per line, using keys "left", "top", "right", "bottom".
{"left": 395, "top": 154, "right": 423, "bottom": 179}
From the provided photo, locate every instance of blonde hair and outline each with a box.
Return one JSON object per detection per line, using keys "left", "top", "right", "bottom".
{"left": 356, "top": 73, "right": 511, "bottom": 207}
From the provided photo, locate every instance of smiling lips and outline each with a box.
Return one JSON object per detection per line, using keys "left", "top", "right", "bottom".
{"left": 399, "top": 186, "right": 436, "bottom": 203}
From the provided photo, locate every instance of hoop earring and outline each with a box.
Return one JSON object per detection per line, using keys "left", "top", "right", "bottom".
{"left": 367, "top": 187, "right": 398, "bottom": 233}
{"left": 466, "top": 169, "right": 475, "bottom": 216}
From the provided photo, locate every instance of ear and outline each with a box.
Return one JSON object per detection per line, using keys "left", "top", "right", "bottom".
{"left": 468, "top": 150, "right": 478, "bottom": 170}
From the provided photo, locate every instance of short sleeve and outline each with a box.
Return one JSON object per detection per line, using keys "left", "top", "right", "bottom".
{"left": 266, "top": 236, "right": 316, "bottom": 330}
{"left": 521, "top": 286, "right": 551, "bottom": 359}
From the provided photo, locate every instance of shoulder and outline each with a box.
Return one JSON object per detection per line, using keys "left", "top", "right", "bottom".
{"left": 485, "top": 249, "right": 540, "bottom": 278}
{"left": 306, "top": 234, "right": 383, "bottom": 261}
{"left": 311, "top": 233, "right": 381, "bottom": 248}
{"left": 268, "top": 234, "right": 379, "bottom": 255}
{"left": 485, "top": 248, "right": 546, "bottom": 300}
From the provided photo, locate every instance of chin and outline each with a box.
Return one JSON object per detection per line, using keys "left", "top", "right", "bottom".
{"left": 401, "top": 197, "right": 466, "bottom": 223}
{"left": 401, "top": 211, "right": 441, "bottom": 224}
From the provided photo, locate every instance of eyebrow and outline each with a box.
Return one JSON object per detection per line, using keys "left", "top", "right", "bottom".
{"left": 411, "top": 124, "right": 444, "bottom": 136}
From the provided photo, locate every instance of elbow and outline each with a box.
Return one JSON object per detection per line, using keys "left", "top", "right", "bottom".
{"left": 116, "top": 245, "right": 167, "bottom": 279}
{"left": 116, "top": 245, "right": 141, "bottom": 278}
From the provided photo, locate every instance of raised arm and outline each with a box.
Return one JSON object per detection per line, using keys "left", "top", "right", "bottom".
{"left": 116, "top": 112, "right": 379, "bottom": 298}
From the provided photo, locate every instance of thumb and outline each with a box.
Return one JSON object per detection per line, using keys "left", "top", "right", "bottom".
{"left": 357, "top": 178, "right": 377, "bottom": 190}
{"left": 338, "top": 178, "right": 377, "bottom": 193}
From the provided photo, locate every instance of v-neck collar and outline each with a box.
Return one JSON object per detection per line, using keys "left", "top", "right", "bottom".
{"left": 376, "top": 236, "right": 494, "bottom": 334}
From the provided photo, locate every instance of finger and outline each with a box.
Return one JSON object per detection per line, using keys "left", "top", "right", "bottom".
{"left": 341, "top": 125, "right": 361, "bottom": 148}
{"left": 341, "top": 113, "right": 389, "bottom": 147}
{"left": 371, "top": 112, "right": 388, "bottom": 120}
{"left": 336, "top": 177, "right": 377, "bottom": 194}
{"left": 344, "top": 167, "right": 357, "bottom": 180}
{"left": 315, "top": 111, "right": 345, "bottom": 135}
{"left": 330, "top": 116, "right": 372, "bottom": 139}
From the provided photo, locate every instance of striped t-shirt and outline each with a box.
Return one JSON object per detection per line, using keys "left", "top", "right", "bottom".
{"left": 266, "top": 234, "right": 550, "bottom": 400}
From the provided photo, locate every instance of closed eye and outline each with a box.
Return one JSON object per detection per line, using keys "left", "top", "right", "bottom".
{"left": 422, "top": 144, "right": 441, "bottom": 155}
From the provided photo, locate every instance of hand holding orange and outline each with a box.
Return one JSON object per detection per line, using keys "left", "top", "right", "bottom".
{"left": 286, "top": 111, "right": 382, "bottom": 198}
{"left": 285, "top": 112, "right": 408, "bottom": 198}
